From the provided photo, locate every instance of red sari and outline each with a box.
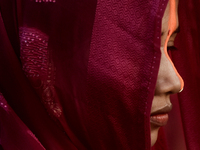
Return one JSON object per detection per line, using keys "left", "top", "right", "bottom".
{"left": 0, "top": 0, "right": 199, "bottom": 149}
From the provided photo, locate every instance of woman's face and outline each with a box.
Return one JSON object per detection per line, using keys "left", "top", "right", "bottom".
{"left": 150, "top": 0, "right": 183, "bottom": 146}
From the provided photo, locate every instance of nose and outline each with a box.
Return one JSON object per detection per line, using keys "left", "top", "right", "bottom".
{"left": 154, "top": 50, "right": 182, "bottom": 95}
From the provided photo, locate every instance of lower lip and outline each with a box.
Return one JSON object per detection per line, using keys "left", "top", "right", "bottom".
{"left": 150, "top": 114, "right": 169, "bottom": 127}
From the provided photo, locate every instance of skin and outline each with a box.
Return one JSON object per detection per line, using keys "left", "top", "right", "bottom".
{"left": 150, "top": 0, "right": 182, "bottom": 146}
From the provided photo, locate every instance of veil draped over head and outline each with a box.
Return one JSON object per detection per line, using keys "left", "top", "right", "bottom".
{"left": 0, "top": 0, "right": 199, "bottom": 149}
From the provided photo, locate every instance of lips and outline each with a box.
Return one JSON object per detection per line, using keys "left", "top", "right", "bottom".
{"left": 150, "top": 113, "right": 169, "bottom": 126}
{"left": 150, "top": 104, "right": 172, "bottom": 127}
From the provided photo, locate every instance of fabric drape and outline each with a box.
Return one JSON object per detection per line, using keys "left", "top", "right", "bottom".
{"left": 0, "top": 0, "right": 199, "bottom": 149}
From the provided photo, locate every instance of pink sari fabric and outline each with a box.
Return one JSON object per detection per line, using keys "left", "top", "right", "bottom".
{"left": 0, "top": 0, "right": 200, "bottom": 149}
{"left": 0, "top": 94, "right": 45, "bottom": 150}
{"left": 0, "top": 0, "right": 163, "bottom": 149}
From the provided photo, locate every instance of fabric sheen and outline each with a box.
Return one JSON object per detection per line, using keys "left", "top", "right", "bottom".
{"left": 0, "top": 0, "right": 199, "bottom": 150}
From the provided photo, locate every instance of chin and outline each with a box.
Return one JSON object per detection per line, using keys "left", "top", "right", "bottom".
{"left": 151, "top": 126, "right": 160, "bottom": 146}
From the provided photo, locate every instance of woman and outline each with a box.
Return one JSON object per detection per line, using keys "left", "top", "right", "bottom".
{"left": 0, "top": 0, "right": 199, "bottom": 149}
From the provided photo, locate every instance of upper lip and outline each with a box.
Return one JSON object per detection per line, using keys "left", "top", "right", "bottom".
{"left": 151, "top": 104, "right": 172, "bottom": 116}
